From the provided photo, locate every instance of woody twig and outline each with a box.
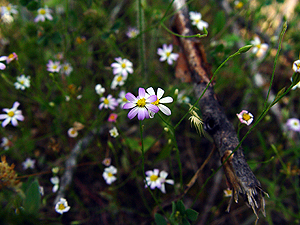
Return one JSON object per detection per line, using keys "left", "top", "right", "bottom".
{"left": 171, "top": 0, "right": 268, "bottom": 221}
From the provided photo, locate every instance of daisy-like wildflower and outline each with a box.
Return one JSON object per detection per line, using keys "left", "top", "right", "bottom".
{"left": 102, "top": 158, "right": 111, "bottom": 166}
{"left": 109, "top": 127, "right": 119, "bottom": 138}
{"left": 157, "top": 44, "right": 179, "bottom": 65}
{"left": 111, "top": 57, "right": 133, "bottom": 76}
{"left": 111, "top": 74, "right": 127, "bottom": 89}
{"left": 4, "top": 52, "right": 18, "bottom": 64}
{"left": 286, "top": 118, "right": 300, "bottom": 132}
{"left": 52, "top": 167, "right": 60, "bottom": 174}
{"left": 1, "top": 4, "right": 18, "bottom": 16}
{"left": 234, "top": 1, "right": 243, "bottom": 9}
{"left": 47, "top": 60, "right": 61, "bottom": 73}
{"left": 250, "top": 36, "right": 268, "bottom": 58}
{"left": 158, "top": 170, "right": 174, "bottom": 193}
{"left": 95, "top": 84, "right": 105, "bottom": 95}
{"left": 68, "top": 127, "right": 78, "bottom": 138}
{"left": 189, "top": 11, "right": 209, "bottom": 31}
{"left": 14, "top": 75, "right": 30, "bottom": 90}
{"left": 55, "top": 198, "right": 70, "bottom": 214}
{"left": 1, "top": 13, "right": 13, "bottom": 23}
{"left": 145, "top": 169, "right": 162, "bottom": 190}
{"left": 126, "top": 27, "right": 139, "bottom": 38}
{"left": 117, "top": 90, "right": 128, "bottom": 108}
{"left": 102, "top": 165, "right": 117, "bottom": 185}
{"left": 123, "top": 88, "right": 159, "bottom": 120}
{"left": 0, "top": 101, "right": 24, "bottom": 127}
{"left": 60, "top": 62, "right": 73, "bottom": 76}
{"left": 22, "top": 158, "right": 36, "bottom": 170}
{"left": 292, "top": 60, "right": 300, "bottom": 73}
{"left": 50, "top": 176, "right": 60, "bottom": 193}
{"left": 224, "top": 188, "right": 233, "bottom": 197}
{"left": 34, "top": 6, "right": 53, "bottom": 22}
{"left": 99, "top": 95, "right": 118, "bottom": 110}
{"left": 1, "top": 137, "right": 12, "bottom": 150}
{"left": 146, "top": 87, "right": 173, "bottom": 118}
{"left": 108, "top": 113, "right": 118, "bottom": 122}
{"left": 236, "top": 110, "right": 254, "bottom": 126}
{"left": 177, "top": 90, "right": 190, "bottom": 104}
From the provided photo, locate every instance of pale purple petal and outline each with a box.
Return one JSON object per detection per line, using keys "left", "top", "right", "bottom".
{"left": 123, "top": 102, "right": 136, "bottom": 109}
{"left": 145, "top": 170, "right": 153, "bottom": 176}
{"left": 0, "top": 63, "right": 6, "bottom": 70}
{"left": 158, "top": 104, "right": 171, "bottom": 116}
{"left": 0, "top": 114, "right": 8, "bottom": 119}
{"left": 146, "top": 104, "right": 159, "bottom": 113}
{"left": 125, "top": 93, "right": 137, "bottom": 102}
{"left": 128, "top": 107, "right": 139, "bottom": 119}
{"left": 11, "top": 118, "right": 19, "bottom": 126}
{"left": 12, "top": 101, "right": 20, "bottom": 109}
{"left": 0, "top": 56, "right": 8, "bottom": 61}
{"left": 113, "top": 67, "right": 122, "bottom": 75}
{"left": 2, "top": 118, "right": 10, "bottom": 127}
{"left": 14, "top": 114, "right": 24, "bottom": 121}
{"left": 137, "top": 108, "right": 148, "bottom": 120}
{"left": 157, "top": 48, "right": 164, "bottom": 55}
{"left": 147, "top": 95, "right": 157, "bottom": 103}
{"left": 138, "top": 88, "right": 146, "bottom": 98}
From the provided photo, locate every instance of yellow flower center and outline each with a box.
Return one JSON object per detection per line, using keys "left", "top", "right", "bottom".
{"left": 297, "top": 64, "right": 300, "bottom": 70}
{"left": 152, "top": 99, "right": 159, "bottom": 106}
{"left": 104, "top": 98, "right": 109, "bottom": 105}
{"left": 195, "top": 19, "right": 200, "bottom": 23}
{"left": 150, "top": 174, "right": 158, "bottom": 181}
{"left": 235, "top": 2, "right": 243, "bottom": 9}
{"left": 7, "top": 111, "right": 14, "bottom": 117}
{"left": 121, "top": 63, "right": 126, "bottom": 69}
{"left": 256, "top": 44, "right": 261, "bottom": 49}
{"left": 242, "top": 113, "right": 251, "bottom": 121}
{"left": 7, "top": 6, "right": 11, "bottom": 11}
{"left": 122, "top": 97, "right": 127, "bottom": 102}
{"left": 70, "top": 129, "right": 76, "bottom": 135}
{"left": 137, "top": 98, "right": 146, "bottom": 107}
{"left": 107, "top": 172, "right": 113, "bottom": 177}
{"left": 8, "top": 53, "right": 14, "bottom": 60}
{"left": 40, "top": 9, "right": 46, "bottom": 15}
{"left": 58, "top": 203, "right": 66, "bottom": 210}
{"left": 166, "top": 52, "right": 171, "bottom": 57}
{"left": 53, "top": 65, "right": 58, "bottom": 69}
{"left": 293, "top": 121, "right": 299, "bottom": 126}
{"left": 116, "top": 75, "right": 123, "bottom": 82}
{"left": 64, "top": 65, "right": 69, "bottom": 70}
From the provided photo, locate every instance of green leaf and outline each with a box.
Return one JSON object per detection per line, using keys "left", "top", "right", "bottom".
{"left": 19, "top": 0, "right": 32, "bottom": 6}
{"left": 182, "top": 218, "right": 191, "bottom": 225}
{"left": 186, "top": 209, "right": 198, "bottom": 221}
{"left": 26, "top": 1, "right": 40, "bottom": 11}
{"left": 292, "top": 72, "right": 300, "bottom": 86}
{"left": 51, "top": 32, "right": 63, "bottom": 44}
{"left": 271, "top": 87, "right": 286, "bottom": 105}
{"left": 23, "top": 179, "right": 41, "bottom": 214}
{"left": 155, "top": 213, "right": 167, "bottom": 225}
{"left": 176, "top": 200, "right": 186, "bottom": 214}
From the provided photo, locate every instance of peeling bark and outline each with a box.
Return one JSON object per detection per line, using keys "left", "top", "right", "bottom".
{"left": 172, "top": 0, "right": 268, "bottom": 221}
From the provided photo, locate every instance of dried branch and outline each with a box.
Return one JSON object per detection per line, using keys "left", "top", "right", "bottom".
{"left": 171, "top": 0, "right": 268, "bottom": 221}
{"left": 54, "top": 129, "right": 97, "bottom": 204}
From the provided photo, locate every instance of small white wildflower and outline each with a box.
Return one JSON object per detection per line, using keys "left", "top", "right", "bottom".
{"left": 55, "top": 198, "right": 70, "bottom": 214}
{"left": 22, "top": 158, "right": 36, "bottom": 170}
{"left": 102, "top": 165, "right": 117, "bottom": 185}
{"left": 14, "top": 75, "right": 31, "bottom": 90}
{"left": 109, "top": 127, "right": 119, "bottom": 138}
